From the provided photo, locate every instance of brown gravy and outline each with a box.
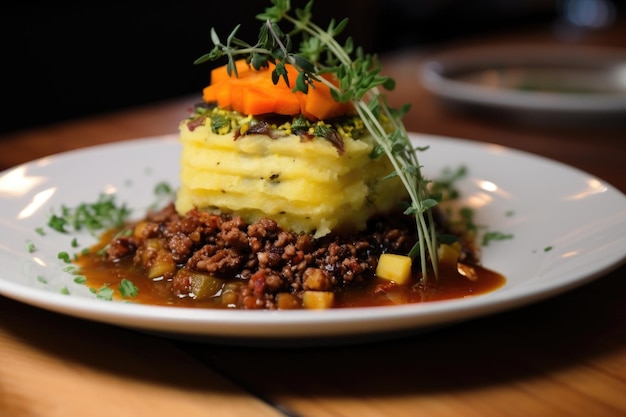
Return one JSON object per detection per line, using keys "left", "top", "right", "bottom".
{"left": 75, "top": 227, "right": 506, "bottom": 309}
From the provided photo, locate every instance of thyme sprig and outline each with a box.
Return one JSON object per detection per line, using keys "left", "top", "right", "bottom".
{"left": 195, "top": 0, "right": 439, "bottom": 280}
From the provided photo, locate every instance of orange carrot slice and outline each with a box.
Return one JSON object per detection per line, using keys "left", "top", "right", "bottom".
{"left": 202, "top": 60, "right": 352, "bottom": 120}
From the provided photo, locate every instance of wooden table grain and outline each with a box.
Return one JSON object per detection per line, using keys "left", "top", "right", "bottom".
{"left": 1, "top": 22, "right": 625, "bottom": 417}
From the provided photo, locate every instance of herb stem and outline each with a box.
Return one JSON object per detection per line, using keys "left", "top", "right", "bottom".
{"left": 276, "top": 14, "right": 439, "bottom": 280}
{"left": 201, "top": 0, "right": 440, "bottom": 280}
{"left": 282, "top": 15, "right": 351, "bottom": 64}
{"left": 355, "top": 100, "right": 438, "bottom": 279}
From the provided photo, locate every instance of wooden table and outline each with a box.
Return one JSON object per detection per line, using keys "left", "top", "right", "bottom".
{"left": 1, "top": 22, "right": 625, "bottom": 417}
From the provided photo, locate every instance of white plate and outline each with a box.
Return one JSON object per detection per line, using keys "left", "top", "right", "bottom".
{"left": 1, "top": 134, "right": 625, "bottom": 345}
{"left": 420, "top": 45, "right": 626, "bottom": 125}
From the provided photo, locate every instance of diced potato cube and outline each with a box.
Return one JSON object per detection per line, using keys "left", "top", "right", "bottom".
{"left": 132, "top": 221, "right": 149, "bottom": 239}
{"left": 438, "top": 242, "right": 461, "bottom": 265}
{"left": 276, "top": 293, "right": 301, "bottom": 310}
{"left": 188, "top": 272, "right": 224, "bottom": 300}
{"left": 147, "top": 250, "right": 176, "bottom": 279}
{"left": 437, "top": 243, "right": 461, "bottom": 276}
{"left": 143, "top": 239, "right": 176, "bottom": 279}
{"left": 376, "top": 253, "right": 412, "bottom": 285}
{"left": 302, "top": 291, "right": 334, "bottom": 309}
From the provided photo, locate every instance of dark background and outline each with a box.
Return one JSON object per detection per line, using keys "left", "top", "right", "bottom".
{"left": 1, "top": 0, "right": 622, "bottom": 133}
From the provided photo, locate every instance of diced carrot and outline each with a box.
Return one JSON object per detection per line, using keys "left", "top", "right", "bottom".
{"left": 209, "top": 59, "right": 251, "bottom": 84}
{"left": 214, "top": 82, "right": 232, "bottom": 110}
{"left": 201, "top": 59, "right": 353, "bottom": 120}
{"left": 300, "top": 73, "right": 352, "bottom": 120}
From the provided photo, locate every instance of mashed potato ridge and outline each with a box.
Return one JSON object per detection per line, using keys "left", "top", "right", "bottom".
{"left": 175, "top": 116, "right": 406, "bottom": 237}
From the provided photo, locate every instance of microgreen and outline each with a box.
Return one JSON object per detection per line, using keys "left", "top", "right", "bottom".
{"left": 196, "top": 0, "right": 439, "bottom": 280}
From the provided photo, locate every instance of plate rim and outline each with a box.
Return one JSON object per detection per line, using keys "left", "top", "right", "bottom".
{"left": 1, "top": 133, "right": 625, "bottom": 343}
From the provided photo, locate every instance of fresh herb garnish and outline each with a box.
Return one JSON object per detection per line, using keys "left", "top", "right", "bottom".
{"left": 93, "top": 286, "right": 115, "bottom": 301}
{"left": 195, "top": 0, "right": 439, "bottom": 279}
{"left": 149, "top": 181, "right": 176, "bottom": 210}
{"left": 118, "top": 279, "right": 139, "bottom": 298}
{"left": 430, "top": 165, "right": 467, "bottom": 201}
{"left": 73, "top": 276, "right": 87, "bottom": 285}
{"left": 482, "top": 231, "right": 514, "bottom": 246}
{"left": 210, "top": 112, "right": 231, "bottom": 134}
{"left": 154, "top": 181, "right": 173, "bottom": 196}
{"left": 57, "top": 251, "right": 72, "bottom": 263}
{"left": 47, "top": 193, "right": 131, "bottom": 235}
{"left": 88, "top": 280, "right": 138, "bottom": 301}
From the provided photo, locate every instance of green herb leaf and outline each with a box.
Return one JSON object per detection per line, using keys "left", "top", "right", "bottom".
{"left": 46, "top": 194, "right": 131, "bottom": 235}
{"left": 430, "top": 165, "right": 467, "bottom": 201}
{"left": 197, "top": 0, "right": 441, "bottom": 280}
{"left": 73, "top": 276, "right": 87, "bottom": 285}
{"left": 482, "top": 231, "right": 514, "bottom": 246}
{"left": 95, "top": 286, "right": 115, "bottom": 301}
{"left": 58, "top": 252, "right": 72, "bottom": 263}
{"left": 118, "top": 279, "right": 139, "bottom": 298}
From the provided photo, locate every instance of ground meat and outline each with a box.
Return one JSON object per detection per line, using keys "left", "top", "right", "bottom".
{"left": 104, "top": 203, "right": 466, "bottom": 309}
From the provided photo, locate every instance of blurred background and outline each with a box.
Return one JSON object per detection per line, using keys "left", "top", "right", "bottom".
{"left": 1, "top": 0, "right": 623, "bottom": 134}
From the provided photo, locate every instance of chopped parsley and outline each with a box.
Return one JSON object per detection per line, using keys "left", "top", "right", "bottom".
{"left": 482, "top": 231, "right": 514, "bottom": 246}
{"left": 154, "top": 181, "right": 173, "bottom": 196}
{"left": 430, "top": 165, "right": 467, "bottom": 201}
{"left": 118, "top": 279, "right": 139, "bottom": 298}
{"left": 431, "top": 168, "right": 514, "bottom": 249}
{"left": 35, "top": 184, "right": 178, "bottom": 301}
{"left": 57, "top": 251, "right": 72, "bottom": 263}
{"left": 47, "top": 193, "right": 131, "bottom": 234}
{"left": 93, "top": 286, "right": 115, "bottom": 301}
{"left": 73, "top": 276, "right": 87, "bottom": 285}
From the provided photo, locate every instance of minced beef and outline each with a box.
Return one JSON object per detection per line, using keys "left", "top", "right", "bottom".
{"left": 104, "top": 203, "right": 431, "bottom": 308}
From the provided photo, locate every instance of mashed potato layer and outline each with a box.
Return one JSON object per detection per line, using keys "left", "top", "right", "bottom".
{"left": 175, "top": 116, "right": 406, "bottom": 237}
